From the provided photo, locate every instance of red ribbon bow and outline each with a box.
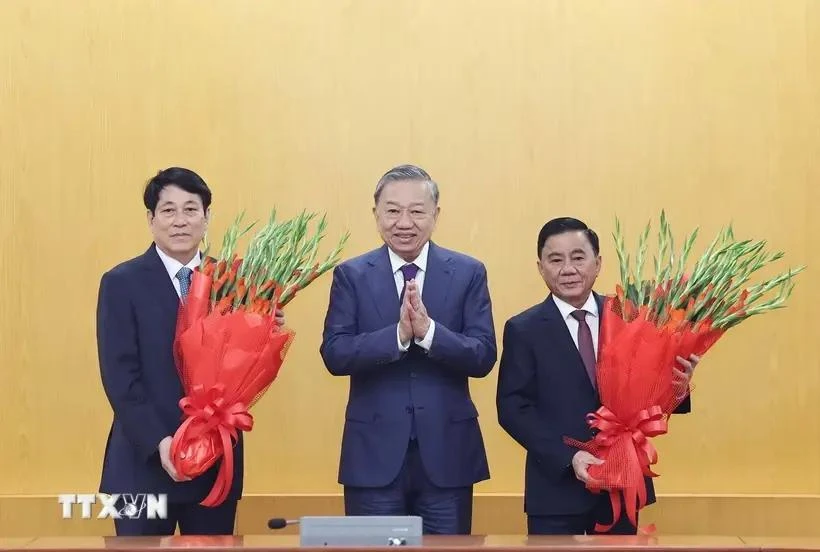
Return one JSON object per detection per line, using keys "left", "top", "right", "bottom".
{"left": 172, "top": 383, "right": 253, "bottom": 507}
{"left": 584, "top": 405, "right": 669, "bottom": 533}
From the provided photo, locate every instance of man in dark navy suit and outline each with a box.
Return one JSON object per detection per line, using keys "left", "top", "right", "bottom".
{"left": 96, "top": 167, "right": 284, "bottom": 535}
{"left": 319, "top": 165, "right": 497, "bottom": 535}
{"left": 496, "top": 217, "right": 699, "bottom": 535}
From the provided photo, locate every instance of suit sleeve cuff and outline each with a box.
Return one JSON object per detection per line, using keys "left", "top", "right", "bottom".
{"left": 414, "top": 320, "right": 435, "bottom": 350}
{"left": 397, "top": 324, "right": 411, "bottom": 352}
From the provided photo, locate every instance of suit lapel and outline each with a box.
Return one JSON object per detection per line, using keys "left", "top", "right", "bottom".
{"left": 421, "top": 242, "right": 453, "bottom": 322}
{"left": 140, "top": 244, "right": 182, "bottom": 319}
{"left": 594, "top": 291, "right": 606, "bottom": 339}
{"left": 593, "top": 291, "right": 605, "bottom": 361}
{"left": 365, "top": 245, "right": 401, "bottom": 324}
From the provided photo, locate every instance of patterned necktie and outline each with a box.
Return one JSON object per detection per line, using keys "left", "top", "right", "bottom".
{"left": 176, "top": 266, "right": 193, "bottom": 301}
{"left": 571, "top": 310, "right": 597, "bottom": 388}
{"left": 399, "top": 263, "right": 419, "bottom": 302}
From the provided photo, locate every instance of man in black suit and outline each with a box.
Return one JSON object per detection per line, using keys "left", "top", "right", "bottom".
{"left": 96, "top": 167, "right": 284, "bottom": 535}
{"left": 495, "top": 217, "right": 698, "bottom": 535}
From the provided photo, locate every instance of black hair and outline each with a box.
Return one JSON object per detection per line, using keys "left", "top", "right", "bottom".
{"left": 143, "top": 167, "right": 212, "bottom": 213}
{"left": 537, "top": 217, "right": 600, "bottom": 258}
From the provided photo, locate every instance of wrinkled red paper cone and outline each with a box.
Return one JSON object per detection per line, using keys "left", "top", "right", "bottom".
{"left": 564, "top": 295, "right": 724, "bottom": 533}
{"left": 170, "top": 270, "right": 294, "bottom": 507}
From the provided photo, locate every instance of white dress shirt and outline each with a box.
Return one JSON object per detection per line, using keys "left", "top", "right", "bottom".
{"left": 388, "top": 242, "right": 436, "bottom": 351}
{"left": 552, "top": 293, "right": 600, "bottom": 358}
{"left": 155, "top": 245, "right": 201, "bottom": 299}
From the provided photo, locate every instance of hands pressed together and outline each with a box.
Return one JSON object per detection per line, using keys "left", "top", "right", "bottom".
{"left": 398, "top": 280, "right": 432, "bottom": 344}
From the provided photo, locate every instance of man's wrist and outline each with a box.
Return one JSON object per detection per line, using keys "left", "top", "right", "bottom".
{"left": 397, "top": 324, "right": 411, "bottom": 351}
{"left": 414, "top": 319, "right": 435, "bottom": 350}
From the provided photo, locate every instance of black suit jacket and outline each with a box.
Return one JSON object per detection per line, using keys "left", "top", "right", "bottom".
{"left": 96, "top": 244, "right": 243, "bottom": 503}
{"left": 495, "top": 292, "right": 689, "bottom": 516}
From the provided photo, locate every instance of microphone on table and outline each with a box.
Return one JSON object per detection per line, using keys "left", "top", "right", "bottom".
{"left": 267, "top": 517, "right": 299, "bottom": 530}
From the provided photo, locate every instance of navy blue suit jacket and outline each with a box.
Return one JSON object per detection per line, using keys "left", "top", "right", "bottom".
{"left": 319, "top": 242, "right": 497, "bottom": 488}
{"left": 496, "top": 292, "right": 690, "bottom": 516}
{"left": 96, "top": 244, "right": 243, "bottom": 503}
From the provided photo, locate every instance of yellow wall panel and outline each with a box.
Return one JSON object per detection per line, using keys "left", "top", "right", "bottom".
{"left": 0, "top": 0, "right": 817, "bottom": 523}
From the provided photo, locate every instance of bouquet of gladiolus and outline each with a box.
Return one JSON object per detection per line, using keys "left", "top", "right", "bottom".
{"left": 564, "top": 211, "right": 804, "bottom": 532}
{"left": 170, "top": 209, "right": 348, "bottom": 507}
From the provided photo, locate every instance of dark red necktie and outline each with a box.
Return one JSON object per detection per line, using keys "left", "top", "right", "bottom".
{"left": 571, "top": 309, "right": 596, "bottom": 388}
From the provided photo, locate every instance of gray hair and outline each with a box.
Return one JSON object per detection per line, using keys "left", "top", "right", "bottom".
{"left": 374, "top": 164, "right": 440, "bottom": 205}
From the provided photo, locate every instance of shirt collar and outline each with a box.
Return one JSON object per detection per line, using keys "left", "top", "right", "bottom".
{"left": 155, "top": 244, "right": 201, "bottom": 281}
{"left": 387, "top": 241, "right": 430, "bottom": 274}
{"left": 552, "top": 292, "right": 599, "bottom": 321}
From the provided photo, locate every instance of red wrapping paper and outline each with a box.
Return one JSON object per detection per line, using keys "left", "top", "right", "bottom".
{"left": 562, "top": 213, "right": 803, "bottom": 532}
{"left": 564, "top": 293, "right": 724, "bottom": 533}
{"left": 170, "top": 268, "right": 294, "bottom": 507}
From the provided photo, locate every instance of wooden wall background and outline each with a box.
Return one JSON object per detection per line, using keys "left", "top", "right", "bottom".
{"left": 0, "top": 0, "right": 818, "bottom": 537}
